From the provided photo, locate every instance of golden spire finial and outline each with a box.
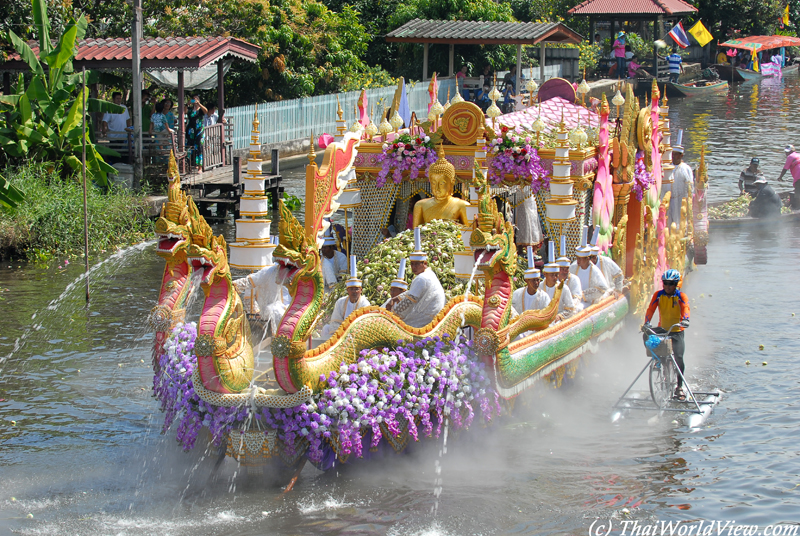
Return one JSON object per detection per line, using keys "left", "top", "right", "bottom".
{"left": 651, "top": 78, "right": 660, "bottom": 102}
{"left": 662, "top": 86, "right": 668, "bottom": 107}
{"left": 600, "top": 93, "right": 610, "bottom": 117}
{"left": 251, "top": 102, "right": 260, "bottom": 133}
{"left": 336, "top": 96, "right": 343, "bottom": 121}
{"left": 308, "top": 132, "right": 316, "bottom": 164}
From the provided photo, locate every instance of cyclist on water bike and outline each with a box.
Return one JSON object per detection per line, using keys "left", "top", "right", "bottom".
{"left": 642, "top": 269, "right": 691, "bottom": 400}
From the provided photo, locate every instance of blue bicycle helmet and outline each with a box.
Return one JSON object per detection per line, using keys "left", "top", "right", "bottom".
{"left": 662, "top": 269, "right": 681, "bottom": 283}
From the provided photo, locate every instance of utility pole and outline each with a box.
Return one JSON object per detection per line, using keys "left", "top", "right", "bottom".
{"left": 131, "top": 0, "right": 143, "bottom": 190}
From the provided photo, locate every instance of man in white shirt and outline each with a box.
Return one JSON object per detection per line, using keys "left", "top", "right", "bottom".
{"left": 512, "top": 246, "right": 550, "bottom": 315}
{"left": 321, "top": 233, "right": 348, "bottom": 294}
{"left": 387, "top": 228, "right": 446, "bottom": 328}
{"left": 587, "top": 227, "right": 624, "bottom": 293}
{"left": 233, "top": 263, "right": 291, "bottom": 335}
{"left": 541, "top": 240, "right": 576, "bottom": 320}
{"left": 101, "top": 91, "right": 131, "bottom": 139}
{"left": 668, "top": 136, "right": 694, "bottom": 228}
{"left": 319, "top": 256, "right": 370, "bottom": 339}
{"left": 555, "top": 235, "right": 583, "bottom": 311}
{"left": 572, "top": 242, "right": 611, "bottom": 308}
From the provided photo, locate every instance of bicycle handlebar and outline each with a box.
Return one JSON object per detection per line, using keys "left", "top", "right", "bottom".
{"left": 641, "top": 323, "right": 684, "bottom": 335}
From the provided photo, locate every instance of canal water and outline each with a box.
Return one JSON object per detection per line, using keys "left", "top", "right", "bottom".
{"left": 1, "top": 76, "right": 799, "bottom": 535}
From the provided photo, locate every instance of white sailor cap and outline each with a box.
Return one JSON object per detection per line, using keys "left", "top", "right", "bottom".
{"left": 543, "top": 240, "right": 559, "bottom": 273}
{"left": 391, "top": 279, "right": 409, "bottom": 290}
{"left": 391, "top": 258, "right": 408, "bottom": 289}
{"left": 673, "top": 129, "right": 685, "bottom": 154}
{"left": 345, "top": 255, "right": 362, "bottom": 287}
{"left": 409, "top": 227, "right": 428, "bottom": 261}
{"left": 589, "top": 227, "right": 601, "bottom": 255}
{"left": 524, "top": 267, "right": 542, "bottom": 280}
{"left": 575, "top": 225, "right": 593, "bottom": 257}
{"left": 556, "top": 235, "right": 571, "bottom": 266}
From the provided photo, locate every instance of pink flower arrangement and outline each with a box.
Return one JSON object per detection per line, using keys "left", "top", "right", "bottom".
{"left": 486, "top": 125, "right": 548, "bottom": 191}
{"left": 375, "top": 132, "right": 437, "bottom": 187}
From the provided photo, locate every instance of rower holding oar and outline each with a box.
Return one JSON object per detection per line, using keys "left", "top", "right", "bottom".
{"left": 511, "top": 246, "right": 550, "bottom": 316}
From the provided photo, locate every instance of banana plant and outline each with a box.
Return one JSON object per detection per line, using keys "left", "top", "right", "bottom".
{"left": 0, "top": 0, "right": 123, "bottom": 187}
{"left": 0, "top": 173, "right": 24, "bottom": 209}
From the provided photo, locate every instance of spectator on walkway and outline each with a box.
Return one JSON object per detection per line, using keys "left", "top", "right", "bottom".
{"left": 203, "top": 105, "right": 219, "bottom": 127}
{"left": 163, "top": 98, "right": 176, "bottom": 130}
{"left": 101, "top": 91, "right": 131, "bottom": 139}
{"left": 186, "top": 95, "right": 207, "bottom": 169}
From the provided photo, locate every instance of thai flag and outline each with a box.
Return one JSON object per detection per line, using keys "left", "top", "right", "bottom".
{"left": 668, "top": 22, "right": 691, "bottom": 49}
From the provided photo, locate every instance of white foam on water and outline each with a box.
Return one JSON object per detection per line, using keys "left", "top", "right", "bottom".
{"left": 297, "top": 494, "right": 354, "bottom": 514}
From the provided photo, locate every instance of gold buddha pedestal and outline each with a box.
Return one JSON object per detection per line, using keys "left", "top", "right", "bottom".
{"left": 412, "top": 146, "right": 470, "bottom": 228}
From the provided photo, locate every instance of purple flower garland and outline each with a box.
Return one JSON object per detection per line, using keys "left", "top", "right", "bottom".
{"left": 154, "top": 324, "right": 503, "bottom": 460}
{"left": 375, "top": 133, "right": 437, "bottom": 188}
{"left": 632, "top": 150, "right": 655, "bottom": 201}
{"left": 486, "top": 128, "right": 548, "bottom": 191}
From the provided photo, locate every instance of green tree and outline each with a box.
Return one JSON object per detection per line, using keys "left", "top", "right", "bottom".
{"left": 142, "top": 0, "right": 393, "bottom": 103}
{"left": 0, "top": 0, "right": 120, "bottom": 186}
{"left": 694, "top": 0, "right": 783, "bottom": 40}
{"left": 386, "top": 0, "right": 518, "bottom": 81}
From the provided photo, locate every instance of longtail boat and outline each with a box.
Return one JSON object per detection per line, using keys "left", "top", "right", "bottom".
{"left": 666, "top": 80, "right": 728, "bottom": 97}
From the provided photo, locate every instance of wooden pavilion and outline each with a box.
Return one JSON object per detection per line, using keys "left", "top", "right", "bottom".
{"left": 0, "top": 36, "right": 260, "bottom": 175}
{"left": 386, "top": 19, "right": 583, "bottom": 84}
{"left": 568, "top": 0, "right": 697, "bottom": 75}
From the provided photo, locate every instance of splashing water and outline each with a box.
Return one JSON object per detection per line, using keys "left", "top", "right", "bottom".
{"left": 2, "top": 240, "right": 156, "bottom": 367}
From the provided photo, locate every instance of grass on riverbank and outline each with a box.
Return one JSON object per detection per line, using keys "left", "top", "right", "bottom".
{"left": 0, "top": 164, "right": 154, "bottom": 261}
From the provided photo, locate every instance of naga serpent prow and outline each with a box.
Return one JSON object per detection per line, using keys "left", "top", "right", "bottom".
{"left": 150, "top": 152, "right": 198, "bottom": 369}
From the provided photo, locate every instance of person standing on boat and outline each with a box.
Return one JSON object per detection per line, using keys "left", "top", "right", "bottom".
{"left": 643, "top": 269, "right": 690, "bottom": 401}
{"left": 777, "top": 145, "right": 800, "bottom": 208}
{"left": 588, "top": 227, "right": 624, "bottom": 293}
{"left": 542, "top": 241, "right": 576, "bottom": 321}
{"left": 319, "top": 256, "right": 371, "bottom": 340}
{"left": 382, "top": 259, "right": 409, "bottom": 308}
{"left": 668, "top": 133, "right": 694, "bottom": 227}
{"left": 738, "top": 157, "right": 764, "bottom": 196}
{"left": 387, "top": 228, "right": 446, "bottom": 328}
{"left": 512, "top": 247, "right": 550, "bottom": 316}
{"left": 748, "top": 178, "right": 783, "bottom": 218}
{"left": 321, "top": 231, "right": 348, "bottom": 294}
{"left": 668, "top": 49, "right": 684, "bottom": 83}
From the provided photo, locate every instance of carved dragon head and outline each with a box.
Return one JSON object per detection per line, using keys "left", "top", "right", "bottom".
{"left": 187, "top": 211, "right": 231, "bottom": 290}
{"left": 273, "top": 200, "right": 322, "bottom": 294}
{"left": 469, "top": 168, "right": 517, "bottom": 277}
{"left": 154, "top": 152, "right": 193, "bottom": 260}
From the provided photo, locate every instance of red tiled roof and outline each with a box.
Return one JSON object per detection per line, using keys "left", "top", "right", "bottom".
{"left": 1, "top": 36, "right": 260, "bottom": 71}
{"left": 568, "top": 0, "right": 697, "bottom": 16}
{"left": 386, "top": 19, "right": 583, "bottom": 45}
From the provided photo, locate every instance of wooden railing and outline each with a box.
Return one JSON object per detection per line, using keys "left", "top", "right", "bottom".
{"left": 203, "top": 123, "right": 226, "bottom": 170}
{"left": 97, "top": 130, "right": 188, "bottom": 176}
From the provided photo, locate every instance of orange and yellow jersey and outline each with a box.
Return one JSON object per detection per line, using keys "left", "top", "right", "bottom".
{"left": 644, "top": 289, "right": 690, "bottom": 332}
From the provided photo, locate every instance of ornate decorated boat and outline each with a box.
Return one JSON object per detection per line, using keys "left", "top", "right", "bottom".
{"left": 149, "top": 78, "right": 705, "bottom": 474}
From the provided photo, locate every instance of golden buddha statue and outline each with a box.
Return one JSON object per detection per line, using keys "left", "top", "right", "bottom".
{"left": 412, "top": 146, "right": 470, "bottom": 228}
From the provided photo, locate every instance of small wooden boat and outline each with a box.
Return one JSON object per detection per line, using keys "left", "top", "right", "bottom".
{"left": 666, "top": 80, "right": 728, "bottom": 97}
{"left": 712, "top": 63, "right": 745, "bottom": 82}
{"left": 736, "top": 67, "right": 761, "bottom": 81}
{"left": 709, "top": 190, "right": 800, "bottom": 227}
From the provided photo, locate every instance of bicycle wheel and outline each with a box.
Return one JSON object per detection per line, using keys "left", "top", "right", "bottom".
{"left": 649, "top": 354, "right": 676, "bottom": 408}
